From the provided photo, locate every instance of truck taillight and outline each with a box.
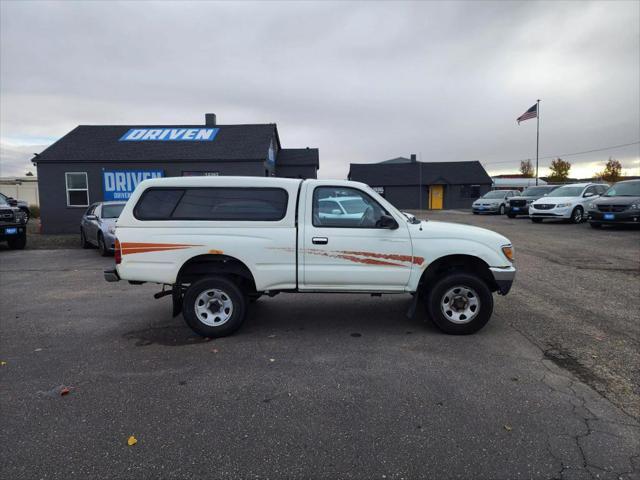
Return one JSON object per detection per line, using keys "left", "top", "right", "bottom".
{"left": 115, "top": 238, "right": 122, "bottom": 264}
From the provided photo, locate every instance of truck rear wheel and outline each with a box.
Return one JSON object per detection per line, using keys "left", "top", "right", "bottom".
{"left": 426, "top": 272, "right": 493, "bottom": 334}
{"left": 182, "top": 276, "right": 247, "bottom": 338}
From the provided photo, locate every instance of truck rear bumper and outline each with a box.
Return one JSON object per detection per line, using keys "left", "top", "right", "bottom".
{"left": 490, "top": 266, "right": 516, "bottom": 295}
{"left": 104, "top": 268, "right": 120, "bottom": 282}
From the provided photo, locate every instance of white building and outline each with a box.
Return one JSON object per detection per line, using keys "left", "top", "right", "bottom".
{"left": 0, "top": 176, "right": 39, "bottom": 206}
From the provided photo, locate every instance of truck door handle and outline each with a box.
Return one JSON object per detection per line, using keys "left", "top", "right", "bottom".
{"left": 312, "top": 237, "right": 328, "bottom": 245}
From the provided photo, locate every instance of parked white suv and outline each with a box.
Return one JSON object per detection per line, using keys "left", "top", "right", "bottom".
{"left": 104, "top": 177, "right": 516, "bottom": 337}
{"left": 529, "top": 183, "right": 608, "bottom": 223}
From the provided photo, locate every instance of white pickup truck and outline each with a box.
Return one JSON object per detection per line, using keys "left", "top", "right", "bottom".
{"left": 105, "top": 177, "right": 515, "bottom": 337}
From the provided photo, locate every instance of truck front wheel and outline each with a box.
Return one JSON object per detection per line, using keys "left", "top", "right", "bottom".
{"left": 426, "top": 273, "right": 493, "bottom": 334}
{"left": 182, "top": 276, "right": 247, "bottom": 338}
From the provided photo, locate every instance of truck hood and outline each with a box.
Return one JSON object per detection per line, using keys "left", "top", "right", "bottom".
{"left": 410, "top": 220, "right": 511, "bottom": 247}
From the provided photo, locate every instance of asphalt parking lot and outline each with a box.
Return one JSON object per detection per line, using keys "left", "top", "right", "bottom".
{"left": 1, "top": 212, "right": 638, "bottom": 479}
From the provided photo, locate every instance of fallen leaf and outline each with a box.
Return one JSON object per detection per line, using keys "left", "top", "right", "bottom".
{"left": 267, "top": 334, "right": 276, "bottom": 338}
{"left": 127, "top": 435, "right": 137, "bottom": 446}
{"left": 211, "top": 348, "right": 219, "bottom": 353}
{"left": 0, "top": 361, "right": 6, "bottom": 366}
{"left": 504, "top": 424, "right": 512, "bottom": 431}
{"left": 60, "top": 387, "right": 71, "bottom": 396}
{"left": 34, "top": 348, "right": 43, "bottom": 352}
{"left": 269, "top": 358, "right": 275, "bottom": 362}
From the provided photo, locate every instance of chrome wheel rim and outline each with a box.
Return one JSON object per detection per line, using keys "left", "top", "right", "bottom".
{"left": 194, "top": 289, "right": 233, "bottom": 326}
{"left": 440, "top": 285, "right": 480, "bottom": 324}
{"left": 573, "top": 209, "right": 582, "bottom": 222}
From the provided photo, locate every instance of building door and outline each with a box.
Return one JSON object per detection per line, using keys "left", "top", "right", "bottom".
{"left": 429, "top": 185, "right": 444, "bottom": 209}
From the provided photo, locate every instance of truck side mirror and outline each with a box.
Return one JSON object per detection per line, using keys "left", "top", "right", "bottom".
{"left": 7, "top": 198, "right": 18, "bottom": 206}
{"left": 378, "top": 214, "right": 398, "bottom": 229}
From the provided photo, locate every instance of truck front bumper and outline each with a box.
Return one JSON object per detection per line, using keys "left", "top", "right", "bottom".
{"left": 490, "top": 266, "right": 516, "bottom": 295}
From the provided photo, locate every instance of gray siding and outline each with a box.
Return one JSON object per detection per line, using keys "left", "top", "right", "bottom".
{"left": 37, "top": 161, "right": 267, "bottom": 233}
{"left": 374, "top": 184, "right": 491, "bottom": 210}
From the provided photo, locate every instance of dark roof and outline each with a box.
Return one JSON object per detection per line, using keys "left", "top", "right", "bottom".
{"left": 33, "top": 124, "right": 277, "bottom": 163}
{"left": 349, "top": 161, "right": 492, "bottom": 186}
{"left": 379, "top": 156, "right": 412, "bottom": 164}
{"left": 276, "top": 148, "right": 319, "bottom": 168}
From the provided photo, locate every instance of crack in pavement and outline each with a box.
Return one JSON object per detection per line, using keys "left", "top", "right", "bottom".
{"left": 506, "top": 318, "right": 639, "bottom": 479}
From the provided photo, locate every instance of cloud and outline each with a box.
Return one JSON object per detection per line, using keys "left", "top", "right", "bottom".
{"left": 1, "top": 0, "right": 638, "bottom": 180}
{"left": 0, "top": 142, "right": 43, "bottom": 177}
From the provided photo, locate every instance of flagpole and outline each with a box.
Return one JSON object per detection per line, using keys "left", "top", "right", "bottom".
{"left": 536, "top": 99, "right": 540, "bottom": 186}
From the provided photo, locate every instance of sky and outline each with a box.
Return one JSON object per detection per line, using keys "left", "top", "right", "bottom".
{"left": 1, "top": 0, "right": 639, "bottom": 179}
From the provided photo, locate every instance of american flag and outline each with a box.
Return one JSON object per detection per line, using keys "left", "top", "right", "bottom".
{"left": 517, "top": 103, "right": 538, "bottom": 124}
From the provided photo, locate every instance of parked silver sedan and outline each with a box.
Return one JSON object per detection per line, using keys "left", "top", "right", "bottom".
{"left": 80, "top": 201, "right": 126, "bottom": 256}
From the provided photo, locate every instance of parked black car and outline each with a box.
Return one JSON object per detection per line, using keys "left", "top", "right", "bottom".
{"left": 506, "top": 185, "right": 560, "bottom": 218}
{"left": 0, "top": 194, "right": 28, "bottom": 249}
{"left": 0, "top": 192, "right": 31, "bottom": 221}
{"left": 587, "top": 179, "right": 640, "bottom": 228}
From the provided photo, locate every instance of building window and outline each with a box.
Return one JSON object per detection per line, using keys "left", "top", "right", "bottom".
{"left": 461, "top": 185, "right": 481, "bottom": 199}
{"left": 65, "top": 172, "right": 89, "bottom": 207}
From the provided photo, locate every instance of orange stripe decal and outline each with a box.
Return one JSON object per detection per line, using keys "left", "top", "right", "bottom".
{"left": 120, "top": 242, "right": 203, "bottom": 256}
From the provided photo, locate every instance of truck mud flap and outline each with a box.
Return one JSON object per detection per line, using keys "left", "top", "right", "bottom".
{"left": 172, "top": 285, "right": 183, "bottom": 317}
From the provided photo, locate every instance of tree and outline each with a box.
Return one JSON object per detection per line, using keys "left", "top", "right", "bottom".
{"left": 547, "top": 158, "right": 571, "bottom": 182}
{"left": 519, "top": 159, "right": 534, "bottom": 178}
{"left": 596, "top": 157, "right": 622, "bottom": 182}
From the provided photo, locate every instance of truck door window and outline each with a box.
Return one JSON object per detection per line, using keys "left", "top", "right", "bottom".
{"left": 313, "top": 186, "right": 389, "bottom": 228}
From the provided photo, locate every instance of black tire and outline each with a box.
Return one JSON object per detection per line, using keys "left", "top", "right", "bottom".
{"left": 507, "top": 213, "right": 516, "bottom": 218}
{"left": 182, "top": 276, "right": 247, "bottom": 338}
{"left": 570, "top": 206, "right": 584, "bottom": 224}
{"left": 20, "top": 207, "right": 30, "bottom": 222}
{"left": 472, "top": 212, "right": 479, "bottom": 215}
{"left": 425, "top": 272, "right": 493, "bottom": 335}
{"left": 80, "top": 228, "right": 91, "bottom": 249}
{"left": 531, "top": 217, "right": 543, "bottom": 223}
{"left": 97, "top": 233, "right": 109, "bottom": 257}
{"left": 498, "top": 204, "right": 505, "bottom": 215}
{"left": 8, "top": 234, "right": 26, "bottom": 250}
{"left": 589, "top": 222, "right": 602, "bottom": 229}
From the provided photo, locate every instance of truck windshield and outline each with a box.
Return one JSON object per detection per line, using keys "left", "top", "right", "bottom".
{"left": 522, "top": 187, "right": 553, "bottom": 196}
{"left": 102, "top": 204, "right": 125, "bottom": 218}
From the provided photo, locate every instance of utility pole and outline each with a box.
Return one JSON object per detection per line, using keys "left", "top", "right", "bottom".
{"left": 536, "top": 99, "right": 541, "bottom": 186}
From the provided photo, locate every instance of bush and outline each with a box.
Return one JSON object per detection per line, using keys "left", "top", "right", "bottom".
{"left": 29, "top": 204, "right": 40, "bottom": 218}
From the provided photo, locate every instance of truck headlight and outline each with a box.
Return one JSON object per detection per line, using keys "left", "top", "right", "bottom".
{"left": 588, "top": 203, "right": 596, "bottom": 209}
{"left": 556, "top": 203, "right": 571, "bottom": 208}
{"left": 631, "top": 204, "right": 639, "bottom": 210}
{"left": 501, "top": 245, "right": 514, "bottom": 262}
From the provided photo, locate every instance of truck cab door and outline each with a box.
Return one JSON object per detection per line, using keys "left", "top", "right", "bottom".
{"left": 299, "top": 184, "right": 413, "bottom": 291}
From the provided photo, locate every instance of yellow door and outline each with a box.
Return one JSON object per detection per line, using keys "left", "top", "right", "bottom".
{"left": 429, "top": 185, "right": 443, "bottom": 209}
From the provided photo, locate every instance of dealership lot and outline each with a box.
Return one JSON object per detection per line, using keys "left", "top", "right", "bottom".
{"left": 0, "top": 212, "right": 638, "bottom": 479}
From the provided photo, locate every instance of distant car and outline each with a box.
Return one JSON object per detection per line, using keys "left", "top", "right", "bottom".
{"left": 472, "top": 190, "right": 521, "bottom": 215}
{"left": 318, "top": 196, "right": 371, "bottom": 221}
{"left": 80, "top": 201, "right": 126, "bottom": 256}
{"left": 0, "top": 192, "right": 30, "bottom": 221}
{"left": 506, "top": 185, "right": 559, "bottom": 218}
{"left": 529, "top": 183, "right": 608, "bottom": 224}
{"left": 0, "top": 194, "right": 28, "bottom": 249}
{"left": 587, "top": 179, "right": 640, "bottom": 228}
